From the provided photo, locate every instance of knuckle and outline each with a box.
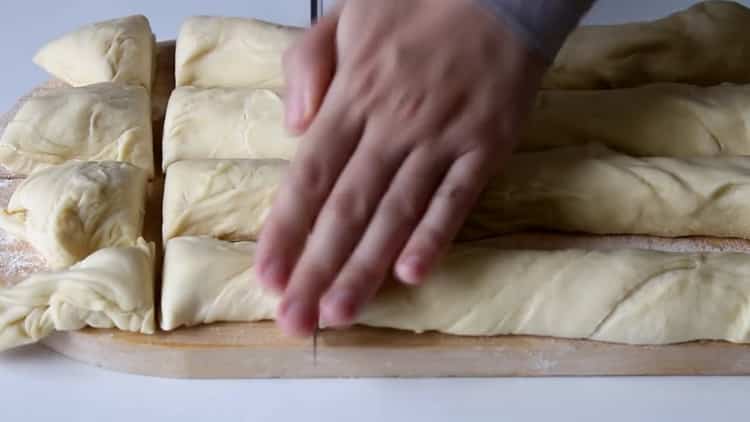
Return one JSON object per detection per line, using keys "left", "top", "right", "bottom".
{"left": 436, "top": 181, "right": 475, "bottom": 207}
{"left": 382, "top": 192, "right": 424, "bottom": 226}
{"left": 344, "top": 256, "right": 382, "bottom": 287}
{"left": 414, "top": 225, "right": 450, "bottom": 251}
{"left": 326, "top": 189, "right": 371, "bottom": 227}
{"left": 289, "top": 157, "right": 331, "bottom": 202}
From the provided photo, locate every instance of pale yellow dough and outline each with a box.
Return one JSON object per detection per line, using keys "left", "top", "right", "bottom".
{"left": 33, "top": 15, "right": 156, "bottom": 91}
{"left": 0, "top": 83, "right": 154, "bottom": 177}
{"left": 162, "top": 87, "right": 296, "bottom": 170}
{"left": 159, "top": 147, "right": 750, "bottom": 240}
{"left": 163, "top": 159, "right": 285, "bottom": 242}
{"left": 175, "top": 16, "right": 301, "bottom": 88}
{"left": 464, "top": 144, "right": 750, "bottom": 239}
{"left": 0, "top": 162, "right": 147, "bottom": 269}
{"left": 0, "top": 239, "right": 155, "bottom": 352}
{"left": 521, "top": 83, "right": 750, "bottom": 156}
{"left": 161, "top": 236, "right": 750, "bottom": 345}
{"left": 544, "top": 1, "right": 750, "bottom": 89}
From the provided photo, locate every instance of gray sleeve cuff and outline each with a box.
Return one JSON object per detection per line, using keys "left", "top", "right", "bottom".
{"left": 477, "top": 0, "right": 596, "bottom": 61}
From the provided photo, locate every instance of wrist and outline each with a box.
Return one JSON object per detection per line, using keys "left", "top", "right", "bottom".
{"left": 476, "top": 0, "right": 595, "bottom": 61}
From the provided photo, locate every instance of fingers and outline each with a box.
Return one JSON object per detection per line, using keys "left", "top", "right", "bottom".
{"left": 319, "top": 145, "right": 452, "bottom": 327}
{"left": 283, "top": 8, "right": 341, "bottom": 134}
{"left": 276, "top": 119, "right": 409, "bottom": 336}
{"left": 255, "top": 78, "right": 364, "bottom": 294}
{"left": 395, "top": 148, "right": 496, "bottom": 285}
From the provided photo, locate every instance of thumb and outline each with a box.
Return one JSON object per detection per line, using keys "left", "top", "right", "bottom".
{"left": 283, "top": 8, "right": 340, "bottom": 135}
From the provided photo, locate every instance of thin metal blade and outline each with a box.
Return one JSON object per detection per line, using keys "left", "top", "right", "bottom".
{"left": 311, "top": 0, "right": 319, "bottom": 24}
{"left": 312, "top": 324, "right": 319, "bottom": 366}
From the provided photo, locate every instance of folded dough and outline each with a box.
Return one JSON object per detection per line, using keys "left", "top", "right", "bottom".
{"left": 0, "top": 83, "right": 154, "bottom": 178}
{"left": 0, "top": 239, "right": 155, "bottom": 352}
{"left": 162, "top": 87, "right": 296, "bottom": 169}
{"left": 521, "top": 83, "right": 750, "bottom": 156}
{"left": 464, "top": 144, "right": 750, "bottom": 239}
{"left": 158, "top": 146, "right": 750, "bottom": 240}
{"left": 175, "top": 16, "right": 301, "bottom": 88}
{"left": 33, "top": 15, "right": 156, "bottom": 91}
{"left": 163, "top": 159, "right": 285, "bottom": 242}
{"left": 544, "top": 1, "right": 750, "bottom": 89}
{"left": 161, "top": 236, "right": 750, "bottom": 345}
{"left": 0, "top": 161, "right": 147, "bottom": 269}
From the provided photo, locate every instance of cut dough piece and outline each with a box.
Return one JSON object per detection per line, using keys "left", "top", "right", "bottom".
{"left": 544, "top": 1, "right": 750, "bottom": 89}
{"left": 0, "top": 83, "right": 154, "bottom": 178}
{"left": 175, "top": 16, "right": 301, "bottom": 88}
{"left": 161, "top": 236, "right": 750, "bottom": 345}
{"left": 163, "top": 147, "right": 750, "bottom": 240}
{"left": 163, "top": 159, "right": 285, "bottom": 242}
{"left": 0, "top": 239, "right": 155, "bottom": 352}
{"left": 0, "top": 161, "right": 147, "bottom": 269}
{"left": 161, "top": 237, "right": 274, "bottom": 330}
{"left": 34, "top": 15, "right": 156, "bottom": 91}
{"left": 162, "top": 87, "right": 296, "bottom": 169}
{"left": 521, "top": 83, "right": 750, "bottom": 156}
{"left": 464, "top": 144, "right": 750, "bottom": 239}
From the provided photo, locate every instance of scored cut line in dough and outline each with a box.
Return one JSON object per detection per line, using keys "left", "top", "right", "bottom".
{"left": 161, "top": 236, "right": 750, "bottom": 345}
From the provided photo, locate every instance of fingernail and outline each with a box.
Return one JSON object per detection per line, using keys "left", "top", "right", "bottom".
{"left": 321, "top": 290, "right": 358, "bottom": 325}
{"left": 396, "top": 256, "right": 425, "bottom": 285}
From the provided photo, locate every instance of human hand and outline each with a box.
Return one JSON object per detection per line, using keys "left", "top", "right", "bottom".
{"left": 256, "top": 0, "right": 547, "bottom": 336}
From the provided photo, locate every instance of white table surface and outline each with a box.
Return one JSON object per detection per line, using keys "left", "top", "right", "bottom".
{"left": 2, "top": 1, "right": 750, "bottom": 421}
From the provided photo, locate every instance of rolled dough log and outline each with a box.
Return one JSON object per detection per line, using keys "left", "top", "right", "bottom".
{"left": 162, "top": 159, "right": 284, "bottom": 242}
{"left": 0, "top": 162, "right": 147, "bottom": 269}
{"left": 464, "top": 144, "right": 750, "bottom": 239}
{"left": 161, "top": 236, "right": 750, "bottom": 345}
{"left": 162, "top": 87, "right": 296, "bottom": 170}
{"left": 0, "top": 239, "right": 155, "bottom": 352}
{"left": 0, "top": 83, "right": 154, "bottom": 178}
{"left": 543, "top": 1, "right": 750, "bottom": 89}
{"left": 158, "top": 146, "right": 750, "bottom": 241}
{"left": 520, "top": 83, "right": 750, "bottom": 156}
{"left": 33, "top": 15, "right": 156, "bottom": 92}
{"left": 175, "top": 16, "right": 302, "bottom": 89}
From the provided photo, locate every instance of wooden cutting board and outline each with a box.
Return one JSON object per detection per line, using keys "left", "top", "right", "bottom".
{"left": 4, "top": 41, "right": 750, "bottom": 379}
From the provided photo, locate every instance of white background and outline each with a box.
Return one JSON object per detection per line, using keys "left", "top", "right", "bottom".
{"left": 2, "top": 1, "right": 750, "bottom": 421}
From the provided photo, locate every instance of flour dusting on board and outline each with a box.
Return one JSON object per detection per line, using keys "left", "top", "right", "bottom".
{"left": 0, "top": 179, "right": 47, "bottom": 287}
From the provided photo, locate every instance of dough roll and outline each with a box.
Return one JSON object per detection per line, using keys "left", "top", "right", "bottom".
{"left": 161, "top": 236, "right": 750, "bottom": 345}
{"left": 544, "top": 1, "right": 750, "bottom": 89}
{"left": 0, "top": 83, "right": 155, "bottom": 178}
{"left": 0, "top": 161, "right": 148, "bottom": 269}
{"left": 520, "top": 83, "right": 750, "bottom": 157}
{"left": 34, "top": 15, "right": 156, "bottom": 92}
{"left": 161, "top": 147, "right": 750, "bottom": 241}
{"left": 163, "top": 159, "right": 284, "bottom": 242}
{"left": 175, "top": 16, "right": 302, "bottom": 89}
{"left": 465, "top": 144, "right": 750, "bottom": 239}
{"left": 0, "top": 239, "right": 155, "bottom": 352}
{"left": 162, "top": 87, "right": 296, "bottom": 170}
